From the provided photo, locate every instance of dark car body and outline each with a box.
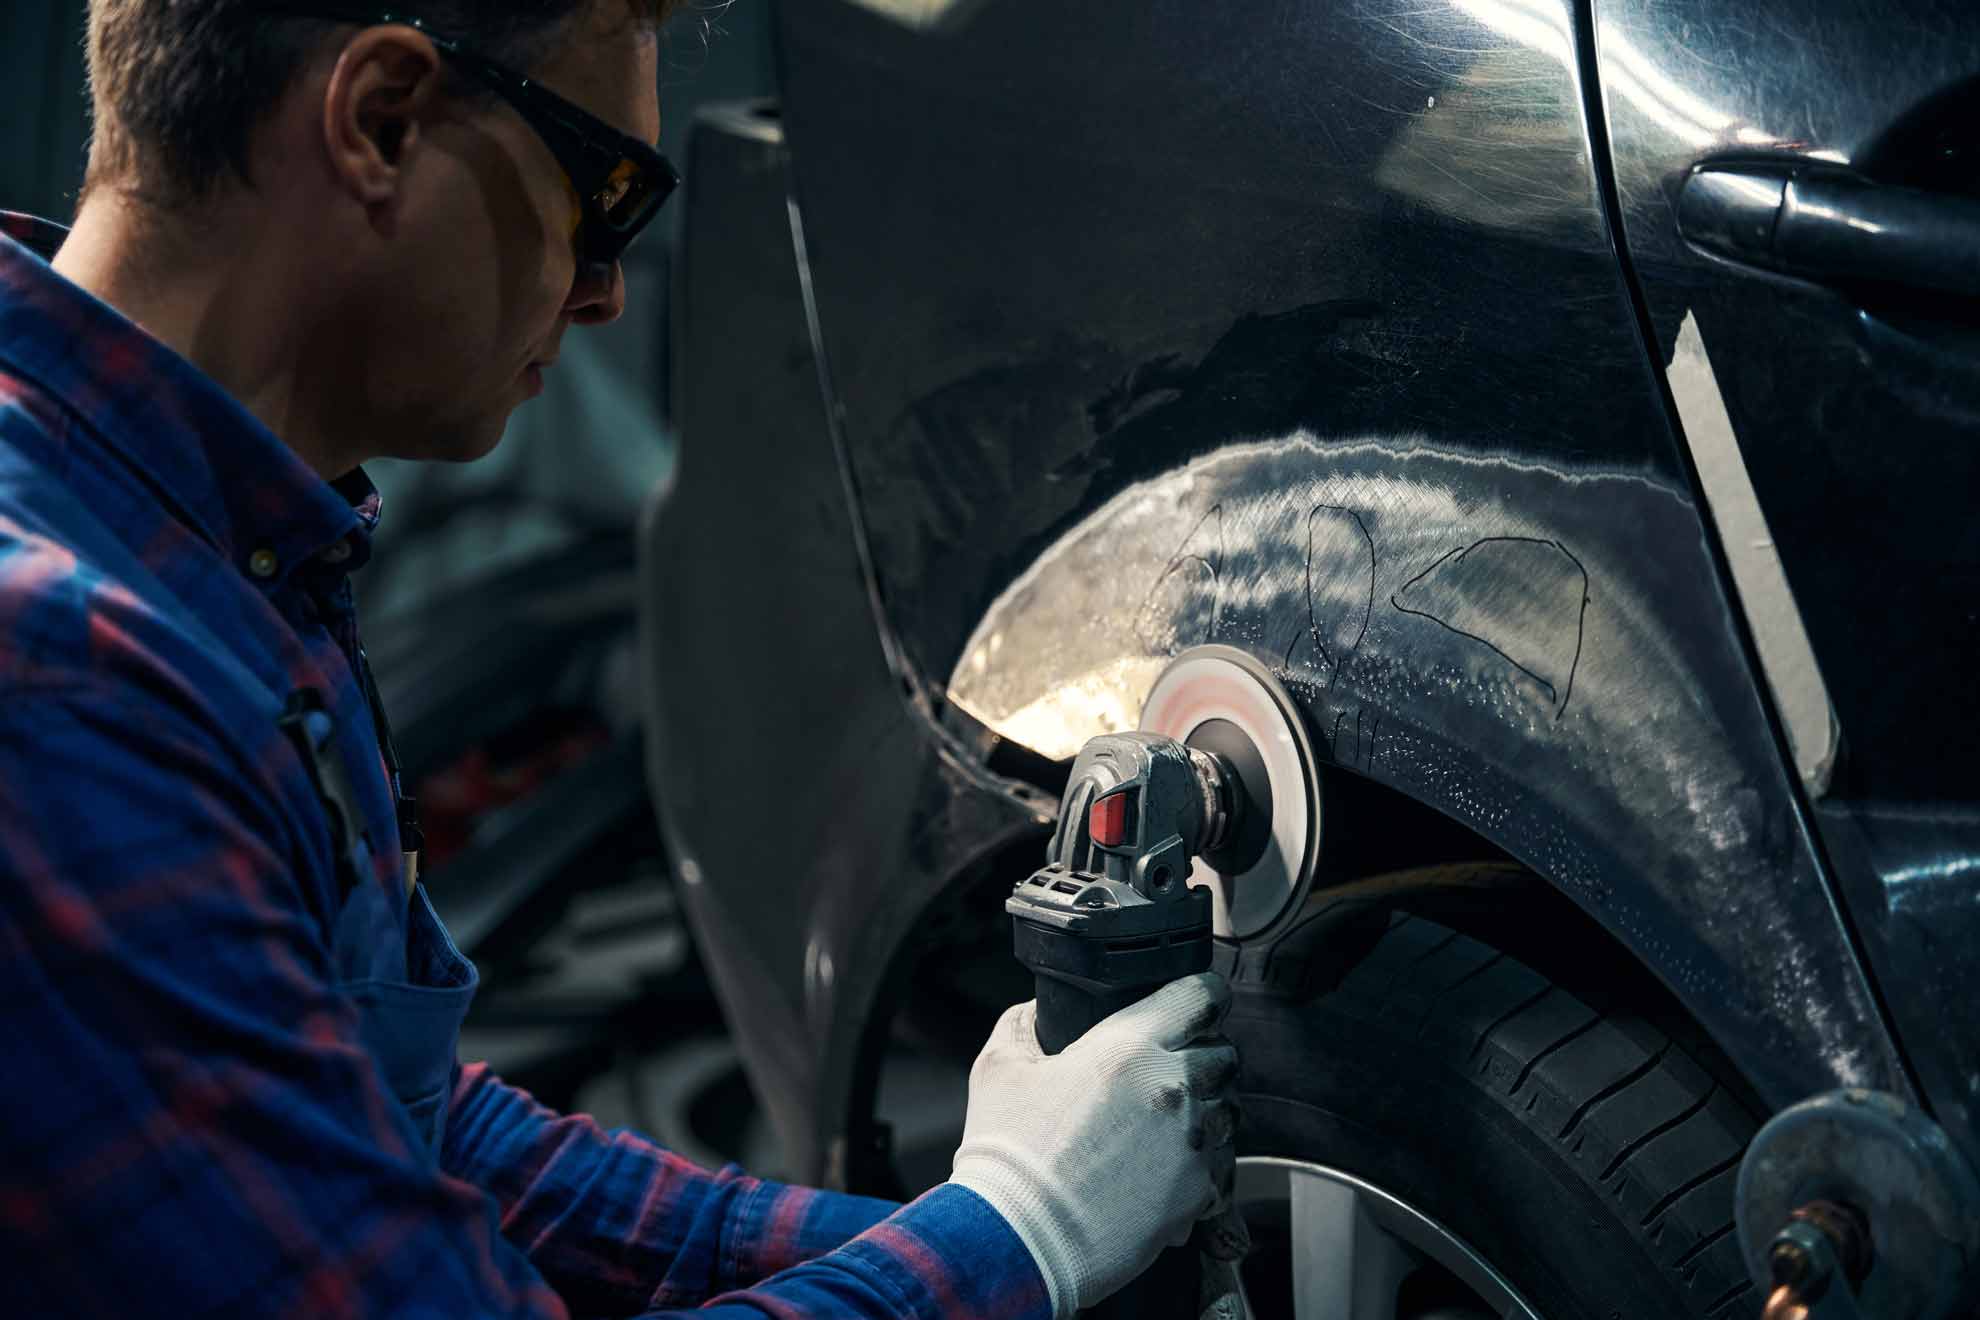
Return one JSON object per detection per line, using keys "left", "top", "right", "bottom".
{"left": 642, "top": 0, "right": 1980, "bottom": 1194}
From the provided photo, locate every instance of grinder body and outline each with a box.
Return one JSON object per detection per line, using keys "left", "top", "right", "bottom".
{"left": 1007, "top": 733, "right": 1229, "bottom": 1317}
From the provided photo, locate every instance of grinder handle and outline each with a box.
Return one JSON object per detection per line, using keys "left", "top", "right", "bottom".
{"left": 1032, "top": 978, "right": 1148, "bottom": 1057}
{"left": 1032, "top": 970, "right": 1205, "bottom": 1320}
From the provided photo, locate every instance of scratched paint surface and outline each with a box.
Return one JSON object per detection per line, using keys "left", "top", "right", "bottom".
{"left": 763, "top": 0, "right": 1915, "bottom": 1135}
{"left": 947, "top": 434, "right": 1893, "bottom": 1101}
{"left": 1598, "top": 0, "right": 1980, "bottom": 1158}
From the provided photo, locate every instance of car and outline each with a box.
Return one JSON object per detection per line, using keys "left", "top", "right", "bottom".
{"left": 641, "top": 4, "right": 1980, "bottom": 1317}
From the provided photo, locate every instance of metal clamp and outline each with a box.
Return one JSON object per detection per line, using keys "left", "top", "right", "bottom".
{"left": 1761, "top": 1200, "right": 1873, "bottom": 1320}
{"left": 1737, "top": 1090, "right": 1980, "bottom": 1320}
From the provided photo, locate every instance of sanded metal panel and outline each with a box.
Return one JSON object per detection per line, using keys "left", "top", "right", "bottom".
{"left": 775, "top": 0, "right": 1906, "bottom": 1108}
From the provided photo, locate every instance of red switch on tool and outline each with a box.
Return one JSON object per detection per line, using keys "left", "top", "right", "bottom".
{"left": 1089, "top": 792, "right": 1130, "bottom": 847}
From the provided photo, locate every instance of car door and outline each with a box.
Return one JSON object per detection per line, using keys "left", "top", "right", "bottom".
{"left": 1598, "top": 0, "right": 1980, "bottom": 1162}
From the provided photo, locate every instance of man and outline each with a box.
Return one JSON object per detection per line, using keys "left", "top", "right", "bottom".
{"left": 0, "top": 2, "right": 1242, "bottom": 1316}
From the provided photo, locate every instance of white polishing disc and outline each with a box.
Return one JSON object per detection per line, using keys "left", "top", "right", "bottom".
{"left": 1140, "top": 646, "right": 1319, "bottom": 939}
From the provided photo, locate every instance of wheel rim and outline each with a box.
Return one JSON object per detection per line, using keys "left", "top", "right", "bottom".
{"left": 1230, "top": 1156, "right": 1546, "bottom": 1320}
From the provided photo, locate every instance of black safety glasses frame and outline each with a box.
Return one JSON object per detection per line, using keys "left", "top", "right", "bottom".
{"left": 260, "top": 5, "right": 679, "bottom": 265}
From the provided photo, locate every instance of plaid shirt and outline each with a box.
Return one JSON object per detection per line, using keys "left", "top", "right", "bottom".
{"left": 0, "top": 214, "right": 1048, "bottom": 1320}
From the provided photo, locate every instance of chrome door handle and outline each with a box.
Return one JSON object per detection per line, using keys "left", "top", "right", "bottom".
{"left": 1678, "top": 161, "right": 1980, "bottom": 301}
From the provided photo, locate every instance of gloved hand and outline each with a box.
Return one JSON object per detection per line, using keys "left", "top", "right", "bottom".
{"left": 948, "top": 972, "right": 1241, "bottom": 1318}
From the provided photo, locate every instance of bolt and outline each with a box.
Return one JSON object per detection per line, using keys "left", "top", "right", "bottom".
{"left": 1769, "top": 1219, "right": 1840, "bottom": 1305}
{"left": 1769, "top": 1239, "right": 1815, "bottom": 1291}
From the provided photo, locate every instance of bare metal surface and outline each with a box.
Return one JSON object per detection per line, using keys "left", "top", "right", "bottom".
{"left": 1666, "top": 313, "right": 1838, "bottom": 796}
{"left": 946, "top": 434, "right": 1894, "bottom": 1103}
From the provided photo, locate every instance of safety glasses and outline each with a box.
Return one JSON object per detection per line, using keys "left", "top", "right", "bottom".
{"left": 261, "top": 6, "right": 679, "bottom": 265}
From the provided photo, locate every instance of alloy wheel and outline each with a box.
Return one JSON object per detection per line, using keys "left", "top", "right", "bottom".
{"left": 1231, "top": 1156, "right": 1545, "bottom": 1320}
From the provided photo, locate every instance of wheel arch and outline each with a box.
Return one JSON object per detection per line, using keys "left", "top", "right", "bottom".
{"left": 929, "top": 438, "right": 1907, "bottom": 1117}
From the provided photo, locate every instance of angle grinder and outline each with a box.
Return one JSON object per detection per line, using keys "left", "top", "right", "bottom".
{"left": 1007, "top": 645, "right": 1321, "bottom": 1317}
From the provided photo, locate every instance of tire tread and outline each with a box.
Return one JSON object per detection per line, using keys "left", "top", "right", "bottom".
{"left": 1249, "top": 902, "right": 1764, "bottom": 1318}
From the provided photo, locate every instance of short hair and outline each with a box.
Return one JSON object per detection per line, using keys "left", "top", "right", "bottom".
{"left": 84, "top": 0, "right": 679, "bottom": 206}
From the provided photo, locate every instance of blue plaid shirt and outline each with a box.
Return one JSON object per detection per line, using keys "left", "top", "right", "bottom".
{"left": 0, "top": 214, "right": 1048, "bottom": 1320}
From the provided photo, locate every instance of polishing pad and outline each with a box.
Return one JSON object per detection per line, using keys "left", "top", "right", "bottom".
{"left": 1139, "top": 646, "right": 1320, "bottom": 939}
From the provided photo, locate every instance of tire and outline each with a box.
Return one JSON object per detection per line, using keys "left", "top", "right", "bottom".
{"left": 1225, "top": 869, "right": 1764, "bottom": 1320}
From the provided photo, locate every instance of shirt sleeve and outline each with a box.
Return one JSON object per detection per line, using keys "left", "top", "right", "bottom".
{"left": 0, "top": 677, "right": 1051, "bottom": 1320}
{"left": 445, "top": 1063, "right": 1053, "bottom": 1320}
{"left": 0, "top": 679, "right": 568, "bottom": 1318}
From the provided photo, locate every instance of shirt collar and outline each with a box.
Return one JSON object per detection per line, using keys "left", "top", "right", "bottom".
{"left": 0, "top": 212, "right": 380, "bottom": 586}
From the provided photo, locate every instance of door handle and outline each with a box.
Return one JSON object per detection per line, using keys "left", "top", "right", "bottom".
{"left": 1678, "top": 162, "right": 1980, "bottom": 301}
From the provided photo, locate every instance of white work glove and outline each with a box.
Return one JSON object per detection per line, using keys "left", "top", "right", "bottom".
{"left": 948, "top": 972, "right": 1241, "bottom": 1318}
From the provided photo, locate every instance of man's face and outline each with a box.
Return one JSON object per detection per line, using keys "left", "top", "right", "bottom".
{"left": 342, "top": 4, "right": 661, "bottom": 464}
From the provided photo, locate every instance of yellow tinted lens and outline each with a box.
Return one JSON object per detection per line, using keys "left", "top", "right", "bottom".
{"left": 562, "top": 171, "right": 584, "bottom": 238}
{"left": 594, "top": 158, "right": 642, "bottom": 224}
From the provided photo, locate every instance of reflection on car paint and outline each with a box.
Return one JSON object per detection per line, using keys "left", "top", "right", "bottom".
{"left": 658, "top": 0, "right": 1979, "bottom": 1186}
{"left": 947, "top": 432, "right": 1888, "bottom": 1097}
{"left": 1602, "top": 0, "right": 1980, "bottom": 1162}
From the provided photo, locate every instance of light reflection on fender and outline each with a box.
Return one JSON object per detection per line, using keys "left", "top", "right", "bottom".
{"left": 949, "top": 432, "right": 1656, "bottom": 763}
{"left": 946, "top": 430, "right": 1884, "bottom": 1093}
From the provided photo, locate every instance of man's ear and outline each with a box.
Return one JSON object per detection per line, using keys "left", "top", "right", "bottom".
{"left": 321, "top": 26, "right": 446, "bottom": 211}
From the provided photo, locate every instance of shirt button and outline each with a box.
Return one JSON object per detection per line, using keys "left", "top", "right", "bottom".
{"left": 322, "top": 541, "right": 353, "bottom": 565}
{"left": 248, "top": 547, "right": 280, "bottom": 579}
